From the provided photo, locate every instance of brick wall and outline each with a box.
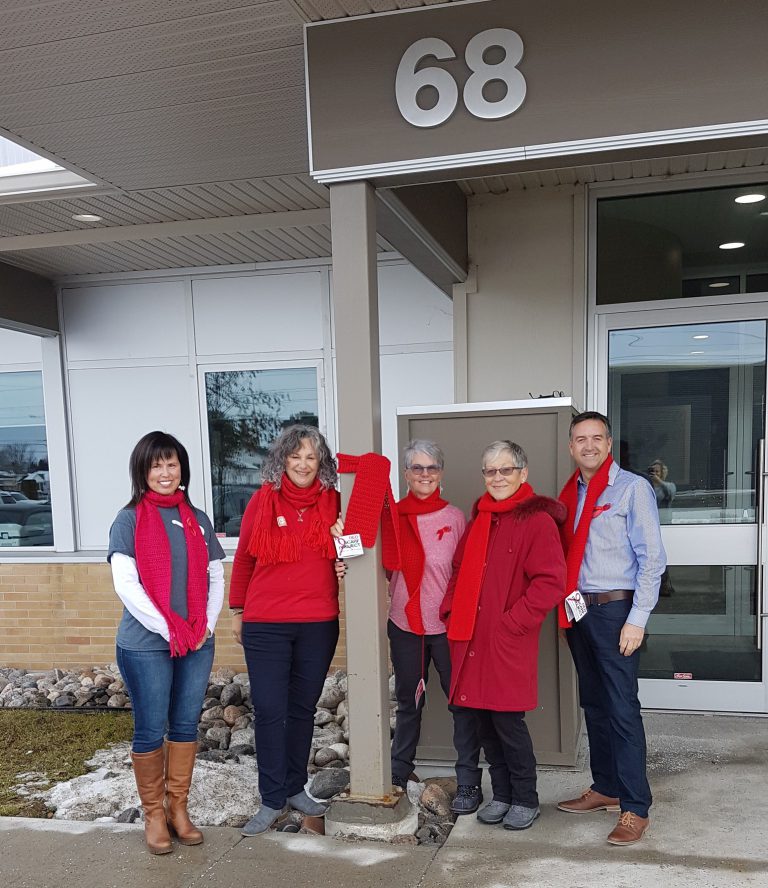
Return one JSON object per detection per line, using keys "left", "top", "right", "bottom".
{"left": 0, "top": 562, "right": 348, "bottom": 673}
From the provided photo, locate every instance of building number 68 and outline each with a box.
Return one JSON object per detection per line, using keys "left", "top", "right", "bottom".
{"left": 395, "top": 28, "right": 526, "bottom": 128}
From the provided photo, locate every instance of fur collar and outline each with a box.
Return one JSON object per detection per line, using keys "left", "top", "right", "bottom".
{"left": 473, "top": 494, "right": 567, "bottom": 526}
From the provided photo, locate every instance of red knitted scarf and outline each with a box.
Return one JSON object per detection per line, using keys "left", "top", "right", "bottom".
{"left": 397, "top": 489, "right": 449, "bottom": 635}
{"left": 557, "top": 455, "right": 614, "bottom": 628}
{"left": 247, "top": 476, "right": 340, "bottom": 564}
{"left": 134, "top": 490, "right": 209, "bottom": 657}
{"left": 337, "top": 452, "right": 401, "bottom": 570}
{"left": 448, "top": 483, "right": 535, "bottom": 642}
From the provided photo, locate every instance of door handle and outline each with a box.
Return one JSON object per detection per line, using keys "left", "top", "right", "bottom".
{"left": 757, "top": 439, "right": 767, "bottom": 650}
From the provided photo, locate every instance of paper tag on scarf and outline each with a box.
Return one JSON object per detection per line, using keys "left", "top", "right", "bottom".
{"left": 414, "top": 678, "right": 426, "bottom": 708}
{"left": 564, "top": 590, "right": 588, "bottom": 623}
{"left": 334, "top": 533, "right": 364, "bottom": 559}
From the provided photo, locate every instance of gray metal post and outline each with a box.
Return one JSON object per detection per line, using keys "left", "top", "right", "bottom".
{"left": 329, "top": 181, "right": 392, "bottom": 801}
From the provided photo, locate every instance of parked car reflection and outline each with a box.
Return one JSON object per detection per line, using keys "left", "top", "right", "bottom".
{"left": 0, "top": 502, "right": 53, "bottom": 546}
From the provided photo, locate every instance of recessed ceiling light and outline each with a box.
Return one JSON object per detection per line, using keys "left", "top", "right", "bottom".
{"left": 690, "top": 351, "right": 705, "bottom": 355}
{"left": 735, "top": 193, "right": 766, "bottom": 204}
{"left": 71, "top": 213, "right": 102, "bottom": 222}
{"left": 719, "top": 241, "right": 745, "bottom": 250}
{"left": 708, "top": 282, "right": 730, "bottom": 288}
{"left": 693, "top": 334, "right": 710, "bottom": 340}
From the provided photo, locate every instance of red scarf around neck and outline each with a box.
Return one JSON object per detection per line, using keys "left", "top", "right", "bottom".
{"left": 397, "top": 489, "right": 449, "bottom": 635}
{"left": 557, "top": 455, "right": 614, "bottom": 628}
{"left": 247, "top": 475, "right": 340, "bottom": 564}
{"left": 448, "top": 483, "right": 535, "bottom": 642}
{"left": 134, "top": 489, "right": 209, "bottom": 657}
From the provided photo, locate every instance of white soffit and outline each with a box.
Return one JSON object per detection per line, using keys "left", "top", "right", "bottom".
{"left": 457, "top": 147, "right": 768, "bottom": 195}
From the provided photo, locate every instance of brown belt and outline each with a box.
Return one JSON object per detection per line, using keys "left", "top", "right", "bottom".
{"left": 581, "top": 589, "right": 634, "bottom": 607}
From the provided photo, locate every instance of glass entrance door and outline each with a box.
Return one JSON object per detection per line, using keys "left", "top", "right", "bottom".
{"left": 598, "top": 306, "right": 768, "bottom": 711}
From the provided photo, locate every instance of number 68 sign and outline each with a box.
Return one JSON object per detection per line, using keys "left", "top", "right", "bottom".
{"left": 395, "top": 28, "right": 527, "bottom": 129}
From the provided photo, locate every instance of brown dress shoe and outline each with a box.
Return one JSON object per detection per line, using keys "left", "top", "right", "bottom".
{"left": 607, "top": 810, "right": 650, "bottom": 845}
{"left": 557, "top": 788, "right": 620, "bottom": 814}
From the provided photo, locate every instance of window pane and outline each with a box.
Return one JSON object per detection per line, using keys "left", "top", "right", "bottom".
{"left": 597, "top": 184, "right": 768, "bottom": 305}
{"left": 640, "top": 565, "right": 759, "bottom": 683}
{"left": 0, "top": 371, "right": 53, "bottom": 547}
{"left": 204, "top": 367, "right": 319, "bottom": 537}
{"left": 609, "top": 321, "right": 766, "bottom": 525}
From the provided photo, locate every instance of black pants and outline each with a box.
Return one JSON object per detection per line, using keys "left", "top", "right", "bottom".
{"left": 566, "top": 599, "right": 652, "bottom": 817}
{"left": 453, "top": 708, "right": 538, "bottom": 808}
{"left": 388, "top": 620, "right": 481, "bottom": 784}
{"left": 242, "top": 619, "right": 339, "bottom": 809}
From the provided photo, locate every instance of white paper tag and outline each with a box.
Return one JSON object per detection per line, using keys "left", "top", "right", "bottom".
{"left": 564, "top": 590, "right": 588, "bottom": 623}
{"left": 414, "top": 677, "right": 426, "bottom": 708}
{"left": 334, "top": 533, "right": 364, "bottom": 559}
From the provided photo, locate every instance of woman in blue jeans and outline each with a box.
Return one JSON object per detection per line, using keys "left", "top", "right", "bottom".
{"left": 109, "top": 431, "right": 225, "bottom": 854}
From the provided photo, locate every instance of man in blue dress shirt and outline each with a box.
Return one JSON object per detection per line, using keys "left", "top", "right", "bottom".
{"left": 557, "top": 411, "right": 666, "bottom": 846}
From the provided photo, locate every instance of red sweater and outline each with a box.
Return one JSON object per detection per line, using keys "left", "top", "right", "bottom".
{"left": 229, "top": 488, "right": 339, "bottom": 622}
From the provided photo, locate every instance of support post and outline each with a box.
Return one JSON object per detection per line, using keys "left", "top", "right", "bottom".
{"left": 329, "top": 181, "right": 392, "bottom": 802}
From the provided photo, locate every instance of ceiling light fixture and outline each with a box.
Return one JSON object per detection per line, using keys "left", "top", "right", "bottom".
{"left": 735, "top": 193, "right": 766, "bottom": 204}
{"left": 708, "top": 282, "right": 730, "bottom": 288}
{"left": 692, "top": 334, "right": 710, "bottom": 340}
{"left": 690, "top": 351, "right": 705, "bottom": 355}
{"left": 719, "top": 241, "right": 745, "bottom": 250}
{"left": 71, "top": 213, "right": 102, "bottom": 222}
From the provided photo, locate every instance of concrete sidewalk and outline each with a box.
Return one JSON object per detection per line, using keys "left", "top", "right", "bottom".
{"left": 1, "top": 712, "right": 767, "bottom": 888}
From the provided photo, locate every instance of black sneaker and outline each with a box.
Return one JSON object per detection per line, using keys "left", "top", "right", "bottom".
{"left": 451, "top": 784, "right": 482, "bottom": 815}
{"left": 392, "top": 774, "right": 408, "bottom": 791}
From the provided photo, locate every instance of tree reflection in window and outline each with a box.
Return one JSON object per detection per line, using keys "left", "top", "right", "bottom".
{"left": 204, "top": 367, "right": 319, "bottom": 536}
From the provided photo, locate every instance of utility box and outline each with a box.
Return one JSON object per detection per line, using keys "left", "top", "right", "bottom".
{"left": 396, "top": 397, "right": 582, "bottom": 766}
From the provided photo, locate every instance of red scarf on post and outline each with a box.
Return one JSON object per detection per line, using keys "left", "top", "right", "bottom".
{"left": 397, "top": 489, "right": 449, "bottom": 635}
{"left": 337, "top": 452, "right": 401, "bottom": 570}
{"left": 557, "top": 455, "right": 614, "bottom": 628}
{"left": 247, "top": 476, "right": 340, "bottom": 564}
{"left": 448, "top": 483, "right": 536, "bottom": 642}
{"left": 134, "top": 490, "right": 209, "bottom": 657}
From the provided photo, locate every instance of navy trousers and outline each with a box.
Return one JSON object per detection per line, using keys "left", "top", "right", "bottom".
{"left": 388, "top": 620, "right": 481, "bottom": 784}
{"left": 242, "top": 619, "right": 339, "bottom": 810}
{"left": 566, "top": 599, "right": 652, "bottom": 817}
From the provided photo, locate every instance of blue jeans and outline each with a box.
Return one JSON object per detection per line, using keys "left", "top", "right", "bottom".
{"left": 242, "top": 620, "right": 339, "bottom": 809}
{"left": 117, "top": 639, "right": 215, "bottom": 753}
{"left": 566, "top": 599, "right": 652, "bottom": 817}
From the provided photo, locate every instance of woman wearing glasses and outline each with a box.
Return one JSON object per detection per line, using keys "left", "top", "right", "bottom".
{"left": 387, "top": 440, "right": 477, "bottom": 799}
{"left": 440, "top": 440, "right": 567, "bottom": 831}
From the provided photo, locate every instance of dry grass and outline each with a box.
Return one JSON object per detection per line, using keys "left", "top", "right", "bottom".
{"left": 0, "top": 710, "right": 133, "bottom": 817}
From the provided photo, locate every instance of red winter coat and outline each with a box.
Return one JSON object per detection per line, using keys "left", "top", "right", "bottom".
{"left": 439, "top": 495, "right": 567, "bottom": 712}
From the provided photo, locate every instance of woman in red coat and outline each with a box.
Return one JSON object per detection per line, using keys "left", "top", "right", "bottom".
{"left": 440, "top": 440, "right": 567, "bottom": 831}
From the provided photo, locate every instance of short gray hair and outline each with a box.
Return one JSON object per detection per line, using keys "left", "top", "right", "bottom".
{"left": 403, "top": 439, "right": 444, "bottom": 470}
{"left": 481, "top": 440, "right": 528, "bottom": 469}
{"left": 261, "top": 424, "right": 338, "bottom": 489}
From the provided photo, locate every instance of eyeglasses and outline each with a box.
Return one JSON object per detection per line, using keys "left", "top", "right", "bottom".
{"left": 481, "top": 466, "right": 523, "bottom": 478}
{"left": 408, "top": 464, "right": 441, "bottom": 475}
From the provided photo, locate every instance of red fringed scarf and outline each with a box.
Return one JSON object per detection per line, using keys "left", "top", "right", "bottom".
{"left": 134, "top": 490, "right": 209, "bottom": 657}
{"left": 397, "top": 489, "right": 449, "bottom": 635}
{"left": 448, "top": 483, "right": 536, "bottom": 642}
{"left": 247, "top": 476, "right": 340, "bottom": 564}
{"left": 557, "top": 455, "right": 614, "bottom": 628}
{"left": 337, "top": 452, "right": 401, "bottom": 570}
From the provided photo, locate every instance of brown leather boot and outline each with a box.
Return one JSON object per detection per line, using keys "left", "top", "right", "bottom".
{"left": 607, "top": 810, "right": 650, "bottom": 845}
{"left": 165, "top": 740, "right": 203, "bottom": 845}
{"left": 131, "top": 748, "right": 173, "bottom": 854}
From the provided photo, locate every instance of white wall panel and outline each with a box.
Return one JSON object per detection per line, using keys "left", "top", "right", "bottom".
{"left": 378, "top": 264, "right": 453, "bottom": 346}
{"left": 0, "top": 328, "right": 42, "bottom": 366}
{"left": 62, "top": 282, "right": 188, "bottom": 362}
{"left": 193, "top": 272, "right": 324, "bottom": 355}
{"left": 380, "top": 349, "right": 454, "bottom": 490}
{"left": 68, "top": 365, "right": 202, "bottom": 549}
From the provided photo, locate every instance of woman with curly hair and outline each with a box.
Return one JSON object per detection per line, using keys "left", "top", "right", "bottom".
{"left": 229, "top": 424, "right": 342, "bottom": 835}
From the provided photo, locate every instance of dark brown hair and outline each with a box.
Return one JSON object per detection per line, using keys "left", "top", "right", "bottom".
{"left": 569, "top": 411, "right": 612, "bottom": 440}
{"left": 126, "top": 431, "right": 192, "bottom": 507}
